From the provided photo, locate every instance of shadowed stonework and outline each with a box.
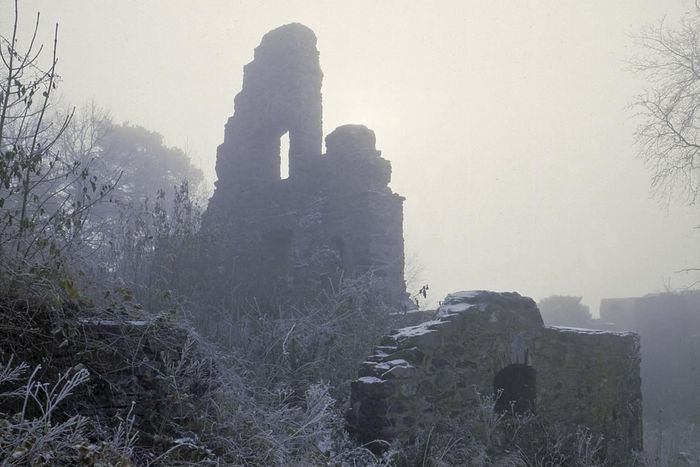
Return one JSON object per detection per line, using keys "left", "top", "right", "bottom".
{"left": 203, "top": 23, "right": 408, "bottom": 306}
{"left": 348, "top": 291, "right": 643, "bottom": 463}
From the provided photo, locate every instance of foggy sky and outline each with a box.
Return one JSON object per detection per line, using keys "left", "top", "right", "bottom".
{"left": 3, "top": 0, "right": 699, "bottom": 313}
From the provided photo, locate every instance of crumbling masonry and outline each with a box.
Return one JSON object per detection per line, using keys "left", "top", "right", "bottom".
{"left": 203, "top": 23, "right": 408, "bottom": 306}
{"left": 348, "top": 291, "right": 643, "bottom": 463}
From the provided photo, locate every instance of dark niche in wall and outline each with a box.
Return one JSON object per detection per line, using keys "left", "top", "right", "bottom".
{"left": 494, "top": 364, "right": 536, "bottom": 414}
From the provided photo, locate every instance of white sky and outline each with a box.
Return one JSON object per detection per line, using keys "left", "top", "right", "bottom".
{"left": 3, "top": 0, "right": 700, "bottom": 313}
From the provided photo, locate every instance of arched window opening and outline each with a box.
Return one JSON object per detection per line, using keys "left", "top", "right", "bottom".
{"left": 280, "top": 131, "right": 290, "bottom": 180}
{"left": 494, "top": 364, "right": 536, "bottom": 414}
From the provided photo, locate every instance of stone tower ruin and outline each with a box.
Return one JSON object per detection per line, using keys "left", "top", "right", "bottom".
{"left": 203, "top": 23, "right": 408, "bottom": 306}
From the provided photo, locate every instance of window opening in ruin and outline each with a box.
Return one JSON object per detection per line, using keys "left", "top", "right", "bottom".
{"left": 493, "top": 364, "right": 536, "bottom": 414}
{"left": 280, "top": 131, "right": 290, "bottom": 180}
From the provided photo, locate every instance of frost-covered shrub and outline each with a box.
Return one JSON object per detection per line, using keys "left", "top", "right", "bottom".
{"left": 392, "top": 390, "right": 610, "bottom": 467}
{"left": 0, "top": 357, "right": 136, "bottom": 466}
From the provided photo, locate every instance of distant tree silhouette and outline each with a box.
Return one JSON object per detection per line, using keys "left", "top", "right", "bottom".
{"left": 59, "top": 103, "right": 204, "bottom": 210}
{"left": 537, "top": 295, "right": 592, "bottom": 327}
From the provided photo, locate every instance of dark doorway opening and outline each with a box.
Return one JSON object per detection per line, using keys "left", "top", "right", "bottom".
{"left": 494, "top": 364, "right": 536, "bottom": 414}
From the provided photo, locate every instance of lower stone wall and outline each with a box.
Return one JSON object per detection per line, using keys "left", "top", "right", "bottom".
{"left": 536, "top": 326, "right": 642, "bottom": 463}
{"left": 347, "top": 291, "right": 542, "bottom": 444}
{"left": 347, "top": 290, "right": 643, "bottom": 462}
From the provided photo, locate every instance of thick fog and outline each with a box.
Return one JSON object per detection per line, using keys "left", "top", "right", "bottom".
{"left": 3, "top": 0, "right": 699, "bottom": 313}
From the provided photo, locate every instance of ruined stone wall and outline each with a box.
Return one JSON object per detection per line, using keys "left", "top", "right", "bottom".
{"left": 348, "top": 291, "right": 542, "bottom": 443}
{"left": 211, "top": 23, "right": 322, "bottom": 195}
{"left": 202, "top": 24, "right": 408, "bottom": 307}
{"left": 536, "top": 327, "right": 642, "bottom": 461}
{"left": 348, "top": 291, "right": 642, "bottom": 462}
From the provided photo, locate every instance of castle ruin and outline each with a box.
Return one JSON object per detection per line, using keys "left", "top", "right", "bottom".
{"left": 202, "top": 23, "right": 644, "bottom": 461}
{"left": 203, "top": 23, "right": 408, "bottom": 306}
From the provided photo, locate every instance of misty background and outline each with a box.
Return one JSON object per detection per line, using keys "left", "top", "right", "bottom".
{"left": 2, "top": 0, "right": 698, "bottom": 314}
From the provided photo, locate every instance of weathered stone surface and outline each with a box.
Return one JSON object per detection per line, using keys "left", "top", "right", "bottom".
{"left": 347, "top": 290, "right": 643, "bottom": 463}
{"left": 202, "top": 24, "right": 407, "bottom": 307}
{"left": 212, "top": 23, "right": 322, "bottom": 190}
{"left": 536, "top": 326, "right": 642, "bottom": 462}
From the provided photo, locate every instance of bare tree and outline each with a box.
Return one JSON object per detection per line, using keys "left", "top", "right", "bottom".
{"left": 631, "top": 7, "right": 700, "bottom": 205}
{"left": 0, "top": 1, "right": 115, "bottom": 266}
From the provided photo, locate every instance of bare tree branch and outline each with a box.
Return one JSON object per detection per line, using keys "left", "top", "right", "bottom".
{"left": 631, "top": 10, "right": 700, "bottom": 205}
